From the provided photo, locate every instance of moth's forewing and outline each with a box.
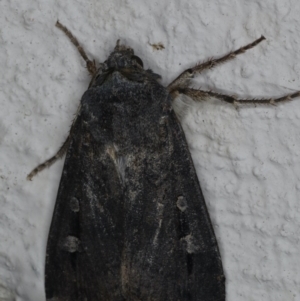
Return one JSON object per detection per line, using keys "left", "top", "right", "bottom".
{"left": 45, "top": 69, "right": 225, "bottom": 300}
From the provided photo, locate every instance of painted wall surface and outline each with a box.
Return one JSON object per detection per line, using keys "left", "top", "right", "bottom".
{"left": 0, "top": 0, "right": 299, "bottom": 300}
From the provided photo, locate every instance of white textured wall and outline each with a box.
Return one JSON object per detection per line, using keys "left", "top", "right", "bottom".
{"left": 1, "top": 1, "right": 300, "bottom": 300}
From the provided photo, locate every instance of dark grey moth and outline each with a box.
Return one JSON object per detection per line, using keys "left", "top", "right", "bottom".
{"left": 28, "top": 22, "right": 300, "bottom": 301}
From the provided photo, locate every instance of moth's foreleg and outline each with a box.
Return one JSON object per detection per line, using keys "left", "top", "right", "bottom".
{"left": 167, "top": 36, "right": 266, "bottom": 93}
{"left": 175, "top": 88, "right": 300, "bottom": 107}
{"left": 56, "top": 21, "right": 97, "bottom": 76}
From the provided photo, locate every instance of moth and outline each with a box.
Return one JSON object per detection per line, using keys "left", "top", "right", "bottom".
{"left": 28, "top": 21, "right": 300, "bottom": 301}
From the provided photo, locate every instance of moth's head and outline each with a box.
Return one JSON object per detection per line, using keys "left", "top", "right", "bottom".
{"left": 89, "top": 40, "right": 160, "bottom": 88}
{"left": 105, "top": 40, "right": 144, "bottom": 69}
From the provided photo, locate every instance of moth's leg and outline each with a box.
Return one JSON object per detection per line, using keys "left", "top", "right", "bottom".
{"left": 27, "top": 136, "right": 70, "bottom": 181}
{"left": 56, "top": 21, "right": 97, "bottom": 76}
{"left": 167, "top": 36, "right": 266, "bottom": 93}
{"left": 176, "top": 88, "right": 300, "bottom": 106}
{"left": 28, "top": 22, "right": 93, "bottom": 180}
{"left": 27, "top": 105, "right": 81, "bottom": 181}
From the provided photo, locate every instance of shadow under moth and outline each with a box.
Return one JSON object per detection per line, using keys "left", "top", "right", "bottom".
{"left": 28, "top": 21, "right": 300, "bottom": 301}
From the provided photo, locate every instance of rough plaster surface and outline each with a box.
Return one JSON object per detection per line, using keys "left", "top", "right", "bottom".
{"left": 1, "top": 0, "right": 300, "bottom": 300}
